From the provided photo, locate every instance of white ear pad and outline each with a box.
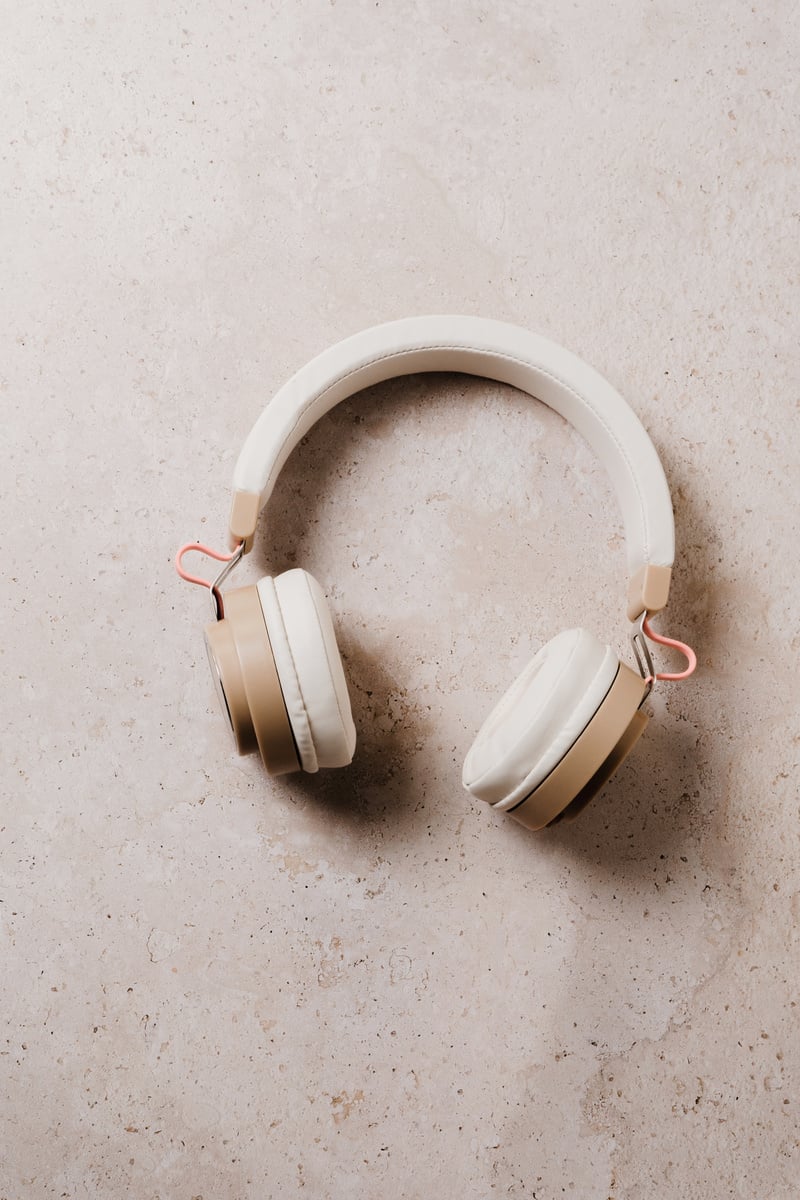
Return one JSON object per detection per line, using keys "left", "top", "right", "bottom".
{"left": 256, "top": 570, "right": 356, "bottom": 772}
{"left": 462, "top": 629, "right": 619, "bottom": 811}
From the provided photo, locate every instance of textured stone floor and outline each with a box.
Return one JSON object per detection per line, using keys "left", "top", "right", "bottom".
{"left": 2, "top": 2, "right": 799, "bottom": 1197}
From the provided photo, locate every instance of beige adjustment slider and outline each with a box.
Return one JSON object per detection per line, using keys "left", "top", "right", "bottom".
{"left": 228, "top": 489, "right": 260, "bottom": 553}
{"left": 626, "top": 563, "right": 672, "bottom": 622}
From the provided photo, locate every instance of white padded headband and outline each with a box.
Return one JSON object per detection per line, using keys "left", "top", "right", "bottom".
{"left": 230, "top": 316, "right": 675, "bottom": 620}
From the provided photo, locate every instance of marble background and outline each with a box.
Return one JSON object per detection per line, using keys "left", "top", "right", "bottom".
{"left": 2, "top": 2, "right": 798, "bottom": 1197}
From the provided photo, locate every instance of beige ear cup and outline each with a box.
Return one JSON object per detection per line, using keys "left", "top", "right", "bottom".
{"left": 204, "top": 585, "right": 300, "bottom": 774}
{"left": 205, "top": 572, "right": 357, "bottom": 776}
{"left": 508, "top": 664, "right": 648, "bottom": 830}
{"left": 462, "top": 629, "right": 648, "bottom": 831}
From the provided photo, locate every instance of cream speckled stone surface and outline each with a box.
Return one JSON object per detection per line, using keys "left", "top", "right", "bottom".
{"left": 2, "top": 2, "right": 799, "bottom": 1197}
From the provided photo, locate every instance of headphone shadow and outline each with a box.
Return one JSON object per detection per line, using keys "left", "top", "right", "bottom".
{"left": 251, "top": 375, "right": 723, "bottom": 860}
{"left": 518, "top": 436, "right": 725, "bottom": 875}
{"left": 250, "top": 373, "right": 481, "bottom": 838}
{"left": 266, "top": 630, "right": 434, "bottom": 839}
{"left": 531, "top": 717, "right": 704, "bottom": 876}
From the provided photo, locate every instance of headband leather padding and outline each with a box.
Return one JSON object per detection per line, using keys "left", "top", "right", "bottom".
{"left": 231, "top": 316, "right": 675, "bottom": 615}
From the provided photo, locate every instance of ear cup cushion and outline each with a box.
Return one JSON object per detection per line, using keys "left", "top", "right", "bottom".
{"left": 256, "top": 571, "right": 356, "bottom": 772}
{"left": 462, "top": 629, "right": 619, "bottom": 809}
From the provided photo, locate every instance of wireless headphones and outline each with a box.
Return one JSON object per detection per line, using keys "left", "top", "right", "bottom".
{"left": 177, "top": 316, "right": 695, "bottom": 830}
